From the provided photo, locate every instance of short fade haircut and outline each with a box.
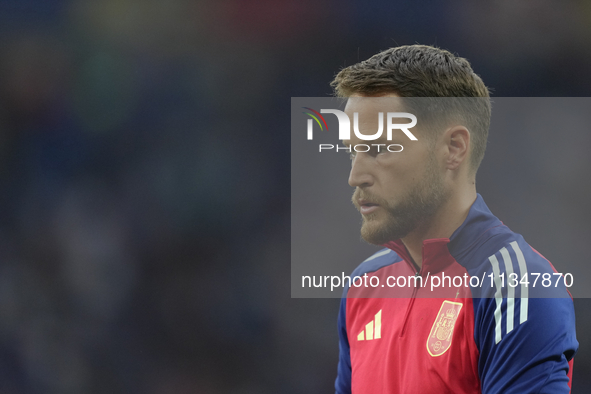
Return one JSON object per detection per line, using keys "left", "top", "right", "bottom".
{"left": 331, "top": 45, "right": 491, "bottom": 174}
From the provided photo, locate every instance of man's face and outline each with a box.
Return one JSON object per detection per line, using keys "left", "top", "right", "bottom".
{"left": 343, "top": 95, "right": 451, "bottom": 245}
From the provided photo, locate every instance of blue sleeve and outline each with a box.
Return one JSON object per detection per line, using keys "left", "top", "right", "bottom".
{"left": 475, "top": 297, "right": 577, "bottom": 393}
{"left": 335, "top": 295, "right": 351, "bottom": 394}
{"left": 473, "top": 241, "right": 578, "bottom": 393}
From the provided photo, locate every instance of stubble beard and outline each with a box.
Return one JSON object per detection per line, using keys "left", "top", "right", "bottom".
{"left": 353, "top": 158, "right": 451, "bottom": 245}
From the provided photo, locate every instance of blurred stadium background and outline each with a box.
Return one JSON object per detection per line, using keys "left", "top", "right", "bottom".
{"left": 0, "top": 0, "right": 590, "bottom": 393}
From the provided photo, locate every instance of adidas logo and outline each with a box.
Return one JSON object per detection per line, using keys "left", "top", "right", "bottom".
{"left": 357, "top": 310, "right": 382, "bottom": 341}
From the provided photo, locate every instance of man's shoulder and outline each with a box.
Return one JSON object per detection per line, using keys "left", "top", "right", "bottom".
{"left": 465, "top": 230, "right": 570, "bottom": 299}
{"left": 459, "top": 226, "right": 556, "bottom": 269}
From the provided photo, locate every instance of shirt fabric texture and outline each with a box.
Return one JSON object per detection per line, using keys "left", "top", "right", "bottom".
{"left": 335, "top": 194, "right": 578, "bottom": 394}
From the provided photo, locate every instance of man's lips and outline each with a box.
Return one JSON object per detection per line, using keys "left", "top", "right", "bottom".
{"left": 358, "top": 199, "right": 380, "bottom": 215}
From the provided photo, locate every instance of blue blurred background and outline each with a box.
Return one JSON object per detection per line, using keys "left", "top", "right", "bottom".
{"left": 0, "top": 0, "right": 590, "bottom": 393}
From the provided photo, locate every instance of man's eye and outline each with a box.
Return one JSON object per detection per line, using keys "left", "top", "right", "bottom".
{"left": 369, "top": 147, "right": 382, "bottom": 156}
{"left": 349, "top": 151, "right": 356, "bottom": 160}
{"left": 373, "top": 145, "right": 389, "bottom": 155}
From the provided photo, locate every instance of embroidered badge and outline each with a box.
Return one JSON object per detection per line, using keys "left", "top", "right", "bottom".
{"left": 426, "top": 300, "right": 463, "bottom": 357}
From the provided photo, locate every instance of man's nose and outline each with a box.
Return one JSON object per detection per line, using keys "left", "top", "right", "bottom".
{"left": 348, "top": 153, "right": 374, "bottom": 188}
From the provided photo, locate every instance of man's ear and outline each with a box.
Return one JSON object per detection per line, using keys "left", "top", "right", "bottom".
{"left": 444, "top": 126, "right": 470, "bottom": 171}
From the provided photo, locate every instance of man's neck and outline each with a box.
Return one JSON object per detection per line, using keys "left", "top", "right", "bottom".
{"left": 401, "top": 188, "right": 477, "bottom": 269}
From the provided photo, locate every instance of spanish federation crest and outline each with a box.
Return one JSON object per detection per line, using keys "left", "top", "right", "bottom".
{"left": 426, "top": 300, "right": 463, "bottom": 357}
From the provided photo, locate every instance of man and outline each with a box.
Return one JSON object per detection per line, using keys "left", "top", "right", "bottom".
{"left": 333, "top": 45, "right": 578, "bottom": 393}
